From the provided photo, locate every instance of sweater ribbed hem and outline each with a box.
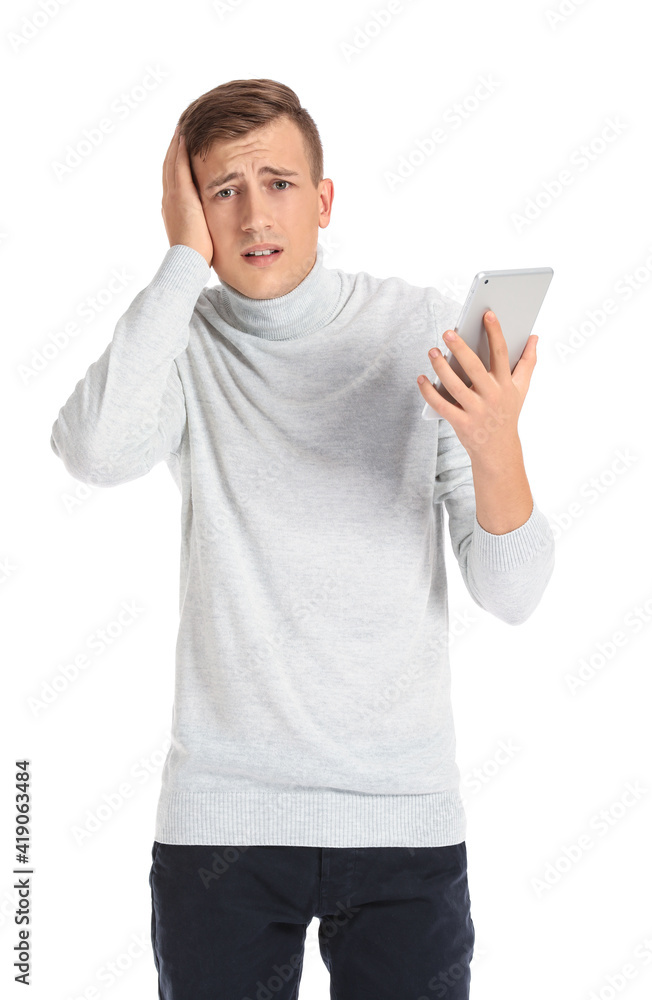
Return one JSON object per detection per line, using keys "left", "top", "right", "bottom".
{"left": 154, "top": 788, "right": 466, "bottom": 848}
{"left": 472, "top": 500, "right": 554, "bottom": 571}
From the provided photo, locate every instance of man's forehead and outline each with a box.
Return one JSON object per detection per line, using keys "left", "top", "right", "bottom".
{"left": 205, "top": 120, "right": 299, "bottom": 160}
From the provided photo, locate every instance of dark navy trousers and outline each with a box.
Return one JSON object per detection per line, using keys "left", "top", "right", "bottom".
{"left": 149, "top": 840, "right": 475, "bottom": 999}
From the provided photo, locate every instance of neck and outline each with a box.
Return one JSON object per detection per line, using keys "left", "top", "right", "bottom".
{"left": 215, "top": 243, "right": 343, "bottom": 340}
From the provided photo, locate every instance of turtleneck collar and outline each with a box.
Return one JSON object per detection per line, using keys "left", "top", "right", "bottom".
{"left": 214, "top": 242, "right": 343, "bottom": 341}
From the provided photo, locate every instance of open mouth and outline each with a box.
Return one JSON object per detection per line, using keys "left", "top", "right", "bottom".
{"left": 241, "top": 248, "right": 283, "bottom": 266}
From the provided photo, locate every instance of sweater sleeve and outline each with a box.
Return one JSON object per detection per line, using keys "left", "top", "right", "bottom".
{"left": 432, "top": 413, "right": 555, "bottom": 626}
{"left": 50, "top": 244, "right": 211, "bottom": 487}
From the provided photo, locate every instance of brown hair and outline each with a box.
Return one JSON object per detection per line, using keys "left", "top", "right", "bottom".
{"left": 176, "top": 78, "right": 324, "bottom": 190}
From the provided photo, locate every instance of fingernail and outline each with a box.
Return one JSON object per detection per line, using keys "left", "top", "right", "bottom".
{"left": 486, "top": 311, "right": 495, "bottom": 321}
{"left": 429, "top": 347, "right": 441, "bottom": 358}
{"left": 443, "top": 330, "right": 456, "bottom": 341}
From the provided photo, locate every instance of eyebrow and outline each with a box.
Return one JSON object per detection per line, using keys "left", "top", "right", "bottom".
{"left": 204, "top": 166, "right": 300, "bottom": 192}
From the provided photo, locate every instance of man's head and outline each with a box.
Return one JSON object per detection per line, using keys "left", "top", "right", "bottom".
{"left": 177, "top": 79, "right": 333, "bottom": 300}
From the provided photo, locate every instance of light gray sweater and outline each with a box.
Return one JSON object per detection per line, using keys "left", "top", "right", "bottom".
{"left": 50, "top": 242, "right": 555, "bottom": 847}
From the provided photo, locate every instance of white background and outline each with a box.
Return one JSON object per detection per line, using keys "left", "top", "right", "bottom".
{"left": 3, "top": 0, "right": 651, "bottom": 997}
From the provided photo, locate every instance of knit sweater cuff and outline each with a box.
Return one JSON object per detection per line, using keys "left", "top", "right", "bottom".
{"left": 150, "top": 244, "right": 211, "bottom": 294}
{"left": 471, "top": 500, "right": 554, "bottom": 571}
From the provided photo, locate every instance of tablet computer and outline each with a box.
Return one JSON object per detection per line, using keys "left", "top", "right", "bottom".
{"left": 421, "top": 266, "right": 554, "bottom": 420}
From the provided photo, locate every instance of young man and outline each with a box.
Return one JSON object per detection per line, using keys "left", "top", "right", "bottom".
{"left": 50, "top": 78, "right": 554, "bottom": 999}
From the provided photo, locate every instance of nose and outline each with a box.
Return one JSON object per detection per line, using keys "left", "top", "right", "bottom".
{"left": 239, "top": 186, "right": 275, "bottom": 235}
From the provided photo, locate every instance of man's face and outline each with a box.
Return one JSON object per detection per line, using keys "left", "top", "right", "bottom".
{"left": 191, "top": 117, "right": 334, "bottom": 299}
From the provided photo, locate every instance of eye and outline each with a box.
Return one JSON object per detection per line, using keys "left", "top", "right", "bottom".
{"left": 213, "top": 180, "right": 292, "bottom": 199}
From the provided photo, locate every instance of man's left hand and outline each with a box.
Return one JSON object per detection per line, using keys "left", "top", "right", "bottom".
{"left": 417, "top": 310, "right": 537, "bottom": 465}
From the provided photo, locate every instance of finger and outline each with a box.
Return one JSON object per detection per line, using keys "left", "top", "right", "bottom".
{"left": 175, "top": 131, "right": 200, "bottom": 199}
{"left": 163, "top": 124, "right": 181, "bottom": 196}
{"left": 418, "top": 374, "right": 463, "bottom": 420}
{"left": 439, "top": 330, "right": 489, "bottom": 392}
{"left": 428, "top": 347, "right": 478, "bottom": 408}
{"left": 511, "top": 335, "right": 538, "bottom": 395}
{"left": 484, "top": 311, "right": 511, "bottom": 383}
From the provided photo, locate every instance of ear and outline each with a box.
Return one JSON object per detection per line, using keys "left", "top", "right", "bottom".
{"left": 318, "top": 178, "right": 334, "bottom": 227}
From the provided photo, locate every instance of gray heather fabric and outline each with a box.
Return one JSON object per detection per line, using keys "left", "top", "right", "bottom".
{"left": 51, "top": 242, "right": 554, "bottom": 846}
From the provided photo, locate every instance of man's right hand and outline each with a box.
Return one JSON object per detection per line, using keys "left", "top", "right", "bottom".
{"left": 162, "top": 125, "right": 214, "bottom": 268}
